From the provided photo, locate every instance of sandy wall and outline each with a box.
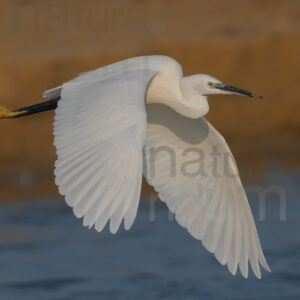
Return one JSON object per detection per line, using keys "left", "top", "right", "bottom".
{"left": 0, "top": 0, "right": 299, "bottom": 198}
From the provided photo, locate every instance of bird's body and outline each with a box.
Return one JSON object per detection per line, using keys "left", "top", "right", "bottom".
{"left": 0, "top": 55, "right": 270, "bottom": 278}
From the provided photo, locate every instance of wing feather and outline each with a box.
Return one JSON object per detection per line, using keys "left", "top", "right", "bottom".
{"left": 143, "top": 103, "right": 270, "bottom": 278}
{"left": 53, "top": 63, "right": 158, "bottom": 233}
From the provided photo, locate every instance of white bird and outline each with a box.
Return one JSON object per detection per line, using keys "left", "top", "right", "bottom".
{"left": 0, "top": 55, "right": 270, "bottom": 278}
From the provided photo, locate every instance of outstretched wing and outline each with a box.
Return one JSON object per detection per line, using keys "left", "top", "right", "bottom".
{"left": 53, "top": 65, "right": 157, "bottom": 233}
{"left": 143, "top": 103, "right": 270, "bottom": 278}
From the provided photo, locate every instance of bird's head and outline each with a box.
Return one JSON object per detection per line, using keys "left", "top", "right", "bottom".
{"left": 184, "top": 74, "right": 263, "bottom": 99}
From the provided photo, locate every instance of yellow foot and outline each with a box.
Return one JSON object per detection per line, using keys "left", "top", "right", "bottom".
{"left": 0, "top": 106, "right": 26, "bottom": 119}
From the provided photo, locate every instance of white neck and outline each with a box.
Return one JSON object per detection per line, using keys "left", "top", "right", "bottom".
{"left": 146, "top": 72, "right": 209, "bottom": 119}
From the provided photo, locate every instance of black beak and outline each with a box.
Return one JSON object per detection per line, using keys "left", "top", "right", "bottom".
{"left": 214, "top": 83, "right": 263, "bottom": 99}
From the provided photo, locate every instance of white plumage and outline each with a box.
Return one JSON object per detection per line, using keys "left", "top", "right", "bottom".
{"left": 44, "top": 55, "right": 270, "bottom": 278}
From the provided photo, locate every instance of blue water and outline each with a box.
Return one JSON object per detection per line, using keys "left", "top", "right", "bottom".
{"left": 0, "top": 169, "right": 299, "bottom": 300}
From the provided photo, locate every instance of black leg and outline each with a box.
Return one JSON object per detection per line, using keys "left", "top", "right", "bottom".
{"left": 0, "top": 97, "right": 60, "bottom": 119}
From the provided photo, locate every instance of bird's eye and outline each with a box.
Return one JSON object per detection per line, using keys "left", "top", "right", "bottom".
{"left": 208, "top": 82, "right": 214, "bottom": 87}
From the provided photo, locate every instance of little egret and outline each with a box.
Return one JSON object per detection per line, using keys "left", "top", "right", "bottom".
{"left": 0, "top": 55, "right": 270, "bottom": 278}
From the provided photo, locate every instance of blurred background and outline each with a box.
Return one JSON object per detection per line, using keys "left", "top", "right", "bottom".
{"left": 0, "top": 0, "right": 299, "bottom": 199}
{"left": 0, "top": 1, "right": 300, "bottom": 299}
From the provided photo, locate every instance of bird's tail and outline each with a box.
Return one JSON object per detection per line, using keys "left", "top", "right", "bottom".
{"left": 0, "top": 98, "right": 60, "bottom": 119}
